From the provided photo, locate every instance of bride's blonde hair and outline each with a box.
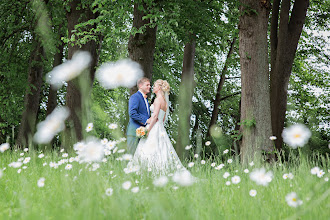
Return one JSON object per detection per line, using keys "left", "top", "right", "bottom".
{"left": 154, "top": 79, "right": 170, "bottom": 93}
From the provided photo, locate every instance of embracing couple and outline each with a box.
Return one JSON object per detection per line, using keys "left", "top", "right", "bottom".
{"left": 126, "top": 77, "right": 186, "bottom": 176}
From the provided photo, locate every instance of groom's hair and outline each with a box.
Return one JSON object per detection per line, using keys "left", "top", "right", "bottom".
{"left": 137, "top": 77, "right": 150, "bottom": 87}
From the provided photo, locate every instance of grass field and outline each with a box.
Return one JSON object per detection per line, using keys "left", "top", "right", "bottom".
{"left": 0, "top": 146, "right": 329, "bottom": 220}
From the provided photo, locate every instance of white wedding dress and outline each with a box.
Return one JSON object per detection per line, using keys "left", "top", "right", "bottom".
{"left": 126, "top": 104, "right": 187, "bottom": 176}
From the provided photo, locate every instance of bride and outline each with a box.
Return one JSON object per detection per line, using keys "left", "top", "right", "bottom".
{"left": 126, "top": 79, "right": 187, "bottom": 176}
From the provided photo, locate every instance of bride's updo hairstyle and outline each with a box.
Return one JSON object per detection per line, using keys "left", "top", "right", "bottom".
{"left": 154, "top": 79, "right": 170, "bottom": 93}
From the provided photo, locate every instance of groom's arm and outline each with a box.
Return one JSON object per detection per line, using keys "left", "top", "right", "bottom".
{"left": 129, "top": 95, "right": 149, "bottom": 125}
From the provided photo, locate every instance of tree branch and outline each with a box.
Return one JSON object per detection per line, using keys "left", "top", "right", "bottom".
{"left": 219, "top": 92, "right": 241, "bottom": 101}
{"left": 270, "top": 0, "right": 281, "bottom": 67}
{"left": 288, "top": 0, "right": 309, "bottom": 43}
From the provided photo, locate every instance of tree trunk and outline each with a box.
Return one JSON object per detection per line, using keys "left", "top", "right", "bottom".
{"left": 46, "top": 42, "right": 64, "bottom": 116}
{"left": 65, "top": 0, "right": 101, "bottom": 144}
{"left": 270, "top": 0, "right": 309, "bottom": 150}
{"left": 176, "top": 38, "right": 196, "bottom": 159}
{"left": 208, "top": 37, "right": 236, "bottom": 137}
{"left": 128, "top": 2, "right": 157, "bottom": 94}
{"left": 16, "top": 41, "right": 44, "bottom": 147}
{"left": 238, "top": 0, "right": 273, "bottom": 164}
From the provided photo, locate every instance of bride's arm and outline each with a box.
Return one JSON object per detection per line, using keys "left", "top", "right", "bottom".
{"left": 147, "top": 98, "right": 160, "bottom": 132}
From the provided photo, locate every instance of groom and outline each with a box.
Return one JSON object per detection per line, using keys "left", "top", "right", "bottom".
{"left": 127, "top": 77, "right": 151, "bottom": 155}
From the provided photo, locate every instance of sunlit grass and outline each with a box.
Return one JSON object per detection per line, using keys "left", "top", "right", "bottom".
{"left": 0, "top": 148, "right": 329, "bottom": 220}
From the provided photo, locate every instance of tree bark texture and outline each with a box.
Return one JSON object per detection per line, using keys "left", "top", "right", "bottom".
{"left": 239, "top": 0, "right": 273, "bottom": 164}
{"left": 16, "top": 41, "right": 44, "bottom": 147}
{"left": 65, "top": 0, "right": 100, "bottom": 143}
{"left": 208, "top": 37, "right": 237, "bottom": 137}
{"left": 128, "top": 2, "right": 157, "bottom": 94}
{"left": 176, "top": 38, "right": 196, "bottom": 159}
{"left": 270, "top": 0, "right": 309, "bottom": 150}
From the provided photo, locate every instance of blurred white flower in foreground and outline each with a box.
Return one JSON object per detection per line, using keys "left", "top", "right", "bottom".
{"left": 172, "top": 170, "right": 195, "bottom": 186}
{"left": 285, "top": 192, "right": 303, "bottom": 208}
{"left": 76, "top": 138, "right": 104, "bottom": 163}
{"left": 282, "top": 124, "right": 311, "bottom": 149}
{"left": 105, "top": 188, "right": 113, "bottom": 196}
{"left": 131, "top": 187, "right": 139, "bottom": 193}
{"left": 34, "top": 106, "right": 70, "bottom": 144}
{"left": 310, "top": 166, "right": 320, "bottom": 175}
{"left": 96, "top": 59, "right": 144, "bottom": 89}
{"left": 8, "top": 162, "right": 23, "bottom": 168}
{"left": 37, "top": 177, "right": 45, "bottom": 187}
{"left": 231, "top": 175, "right": 241, "bottom": 184}
{"left": 223, "top": 172, "right": 230, "bottom": 179}
{"left": 122, "top": 181, "right": 132, "bottom": 190}
{"left": 249, "top": 189, "right": 257, "bottom": 197}
{"left": 0, "top": 143, "right": 9, "bottom": 153}
{"left": 46, "top": 51, "right": 92, "bottom": 89}
{"left": 153, "top": 176, "right": 169, "bottom": 187}
{"left": 250, "top": 168, "right": 273, "bottom": 186}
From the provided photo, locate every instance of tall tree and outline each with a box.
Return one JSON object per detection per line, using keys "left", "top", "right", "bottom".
{"left": 176, "top": 37, "right": 196, "bottom": 158}
{"left": 65, "top": 0, "right": 101, "bottom": 143}
{"left": 270, "top": 0, "right": 309, "bottom": 150}
{"left": 128, "top": 1, "right": 158, "bottom": 94}
{"left": 238, "top": 0, "right": 273, "bottom": 163}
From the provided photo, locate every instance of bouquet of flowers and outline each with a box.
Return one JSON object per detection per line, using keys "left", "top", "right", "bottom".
{"left": 136, "top": 126, "right": 148, "bottom": 138}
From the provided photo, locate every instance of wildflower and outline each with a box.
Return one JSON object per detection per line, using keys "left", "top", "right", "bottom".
{"left": 24, "top": 148, "right": 29, "bottom": 152}
{"left": 60, "top": 148, "right": 64, "bottom": 153}
{"left": 73, "top": 142, "right": 85, "bottom": 152}
{"left": 223, "top": 172, "right": 230, "bottom": 179}
{"left": 108, "top": 123, "right": 118, "bottom": 129}
{"left": 282, "top": 124, "right": 311, "bottom": 149}
{"left": 324, "top": 177, "right": 329, "bottom": 182}
{"left": 101, "top": 138, "right": 108, "bottom": 145}
{"left": 22, "top": 166, "right": 27, "bottom": 169}
{"left": 227, "top": 159, "right": 233, "bottom": 164}
{"left": 269, "top": 136, "right": 277, "bottom": 141}
{"left": 105, "top": 188, "right": 113, "bottom": 196}
{"left": 249, "top": 161, "right": 254, "bottom": 166}
{"left": 37, "top": 177, "right": 45, "bottom": 187}
{"left": 0, "top": 143, "right": 10, "bottom": 153}
{"left": 249, "top": 168, "right": 273, "bottom": 186}
{"left": 62, "top": 153, "right": 68, "bottom": 158}
{"left": 205, "top": 141, "right": 211, "bottom": 146}
{"left": 317, "top": 170, "right": 325, "bottom": 178}
{"left": 188, "top": 162, "right": 194, "bottom": 168}
{"left": 283, "top": 173, "right": 289, "bottom": 179}
{"left": 194, "top": 154, "right": 199, "bottom": 158}
{"left": 17, "top": 169, "right": 22, "bottom": 173}
{"left": 231, "top": 175, "right": 241, "bottom": 184}
{"left": 153, "top": 176, "right": 169, "bottom": 187}
{"left": 117, "top": 149, "right": 125, "bottom": 154}
{"left": 65, "top": 164, "right": 72, "bottom": 170}
{"left": 76, "top": 138, "right": 104, "bottom": 163}
{"left": 223, "top": 149, "right": 229, "bottom": 154}
{"left": 225, "top": 181, "right": 231, "bottom": 186}
{"left": 311, "top": 167, "right": 320, "bottom": 175}
{"left": 23, "top": 157, "right": 31, "bottom": 164}
{"left": 211, "top": 163, "right": 216, "bottom": 167}
{"left": 38, "top": 153, "right": 44, "bottom": 158}
{"left": 201, "top": 160, "right": 206, "bottom": 164}
{"left": 122, "top": 154, "right": 133, "bottom": 161}
{"left": 33, "top": 107, "right": 70, "bottom": 144}
{"left": 172, "top": 170, "right": 195, "bottom": 186}
{"left": 131, "top": 187, "right": 139, "bottom": 193}
{"left": 20, "top": 153, "right": 24, "bottom": 156}
{"left": 249, "top": 189, "right": 257, "bottom": 197}
{"left": 46, "top": 51, "right": 92, "bottom": 89}
{"left": 106, "top": 141, "right": 116, "bottom": 150}
{"left": 43, "top": 162, "right": 47, "bottom": 166}
{"left": 285, "top": 192, "right": 303, "bottom": 208}
{"left": 86, "top": 123, "right": 93, "bottom": 132}
{"left": 122, "top": 181, "right": 132, "bottom": 190}
{"left": 185, "top": 145, "right": 192, "bottom": 150}
{"left": 96, "top": 59, "right": 144, "bottom": 89}
{"left": 288, "top": 173, "right": 294, "bottom": 179}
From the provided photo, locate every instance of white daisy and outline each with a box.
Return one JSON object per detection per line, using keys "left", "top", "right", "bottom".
{"left": 172, "top": 170, "right": 195, "bottom": 186}
{"left": 188, "top": 162, "right": 194, "bottom": 168}
{"left": 108, "top": 123, "right": 118, "bottom": 129}
{"left": 223, "top": 149, "right": 229, "bottom": 154}
{"left": 205, "top": 141, "right": 211, "bottom": 146}
{"left": 0, "top": 143, "right": 10, "bottom": 153}
{"left": 249, "top": 161, "right": 254, "bottom": 166}
{"left": 283, "top": 173, "right": 289, "bottom": 179}
{"left": 101, "top": 138, "right": 108, "bottom": 145}
{"left": 185, "top": 145, "right": 192, "bottom": 150}
{"left": 227, "top": 159, "right": 233, "bottom": 164}
{"left": 269, "top": 136, "right": 277, "bottom": 141}
{"left": 317, "top": 170, "right": 325, "bottom": 178}
{"left": 38, "top": 153, "right": 44, "bottom": 158}
{"left": 46, "top": 51, "right": 92, "bottom": 89}
{"left": 282, "top": 124, "right": 311, "bottom": 149}
{"left": 194, "top": 154, "right": 199, "bottom": 158}
{"left": 24, "top": 148, "right": 29, "bottom": 152}
{"left": 85, "top": 123, "right": 93, "bottom": 132}
{"left": 231, "top": 175, "right": 241, "bottom": 184}
{"left": 244, "top": 169, "right": 249, "bottom": 173}
{"left": 153, "top": 176, "right": 169, "bottom": 187}
{"left": 23, "top": 157, "right": 31, "bottom": 164}
{"left": 223, "top": 172, "right": 230, "bottom": 179}
{"left": 225, "top": 181, "right": 231, "bottom": 186}
{"left": 62, "top": 153, "right": 68, "bottom": 158}
{"left": 211, "top": 162, "right": 216, "bottom": 167}
{"left": 65, "top": 164, "right": 72, "bottom": 170}
{"left": 105, "top": 188, "right": 113, "bottom": 196}
{"left": 17, "top": 169, "right": 22, "bottom": 173}
{"left": 131, "top": 187, "right": 139, "bottom": 193}
{"left": 122, "top": 181, "right": 132, "bottom": 190}
{"left": 311, "top": 167, "right": 320, "bottom": 175}
{"left": 201, "top": 160, "right": 206, "bottom": 164}
{"left": 37, "top": 177, "right": 45, "bottom": 187}
{"left": 76, "top": 138, "right": 104, "bottom": 163}
{"left": 96, "top": 59, "right": 144, "bottom": 89}
{"left": 20, "top": 153, "right": 24, "bottom": 156}
{"left": 249, "top": 168, "right": 273, "bottom": 186}
{"left": 285, "top": 192, "right": 303, "bottom": 208}
{"left": 249, "top": 189, "right": 257, "bottom": 197}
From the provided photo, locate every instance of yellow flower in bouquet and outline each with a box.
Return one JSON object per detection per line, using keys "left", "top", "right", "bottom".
{"left": 136, "top": 126, "right": 148, "bottom": 138}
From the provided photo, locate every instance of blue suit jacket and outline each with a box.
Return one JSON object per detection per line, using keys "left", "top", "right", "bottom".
{"left": 127, "top": 91, "right": 150, "bottom": 136}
